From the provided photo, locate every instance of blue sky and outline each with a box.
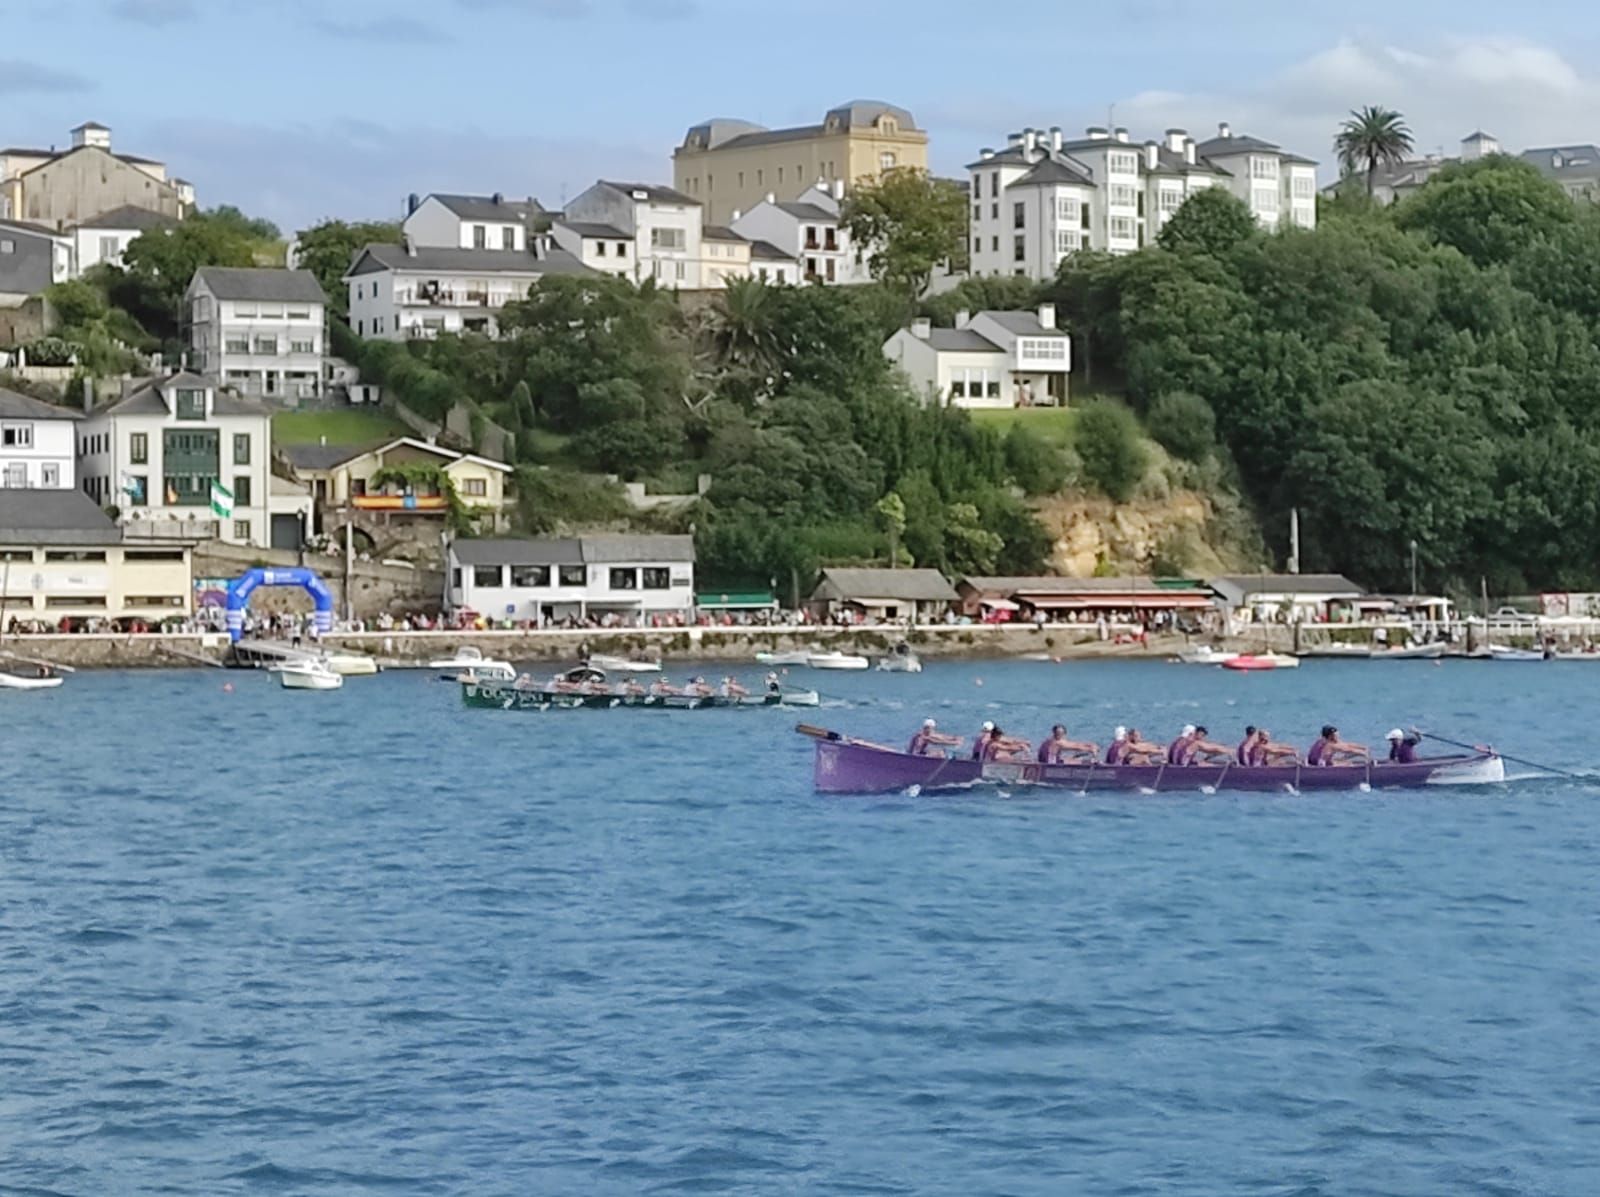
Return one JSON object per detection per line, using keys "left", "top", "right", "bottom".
{"left": 7, "top": 0, "right": 1600, "bottom": 231}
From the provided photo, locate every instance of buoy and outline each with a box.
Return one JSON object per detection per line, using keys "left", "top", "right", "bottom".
{"left": 975, "top": 677, "right": 984, "bottom": 687}
{"left": 223, "top": 682, "right": 234, "bottom": 693}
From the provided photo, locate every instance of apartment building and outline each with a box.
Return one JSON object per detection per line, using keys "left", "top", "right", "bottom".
{"left": 730, "top": 182, "right": 868, "bottom": 285}
{"left": 969, "top": 122, "right": 1316, "bottom": 281}
{"left": 0, "top": 122, "right": 192, "bottom": 229}
{"left": 185, "top": 267, "right": 329, "bottom": 402}
{"left": 674, "top": 101, "right": 928, "bottom": 224}
{"left": 0, "top": 385, "right": 80, "bottom": 489}
{"left": 554, "top": 181, "right": 713, "bottom": 289}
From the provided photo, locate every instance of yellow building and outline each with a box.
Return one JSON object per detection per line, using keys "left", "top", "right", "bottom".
{"left": 279, "top": 436, "right": 511, "bottom": 529}
{"left": 673, "top": 101, "right": 929, "bottom": 225}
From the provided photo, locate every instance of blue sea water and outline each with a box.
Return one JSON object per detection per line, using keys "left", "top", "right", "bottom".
{"left": 2, "top": 658, "right": 1599, "bottom": 1196}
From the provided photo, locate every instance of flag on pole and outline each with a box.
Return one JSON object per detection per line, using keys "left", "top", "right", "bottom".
{"left": 209, "top": 480, "right": 234, "bottom": 518}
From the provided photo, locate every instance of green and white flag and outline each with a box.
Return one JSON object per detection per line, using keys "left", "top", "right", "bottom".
{"left": 209, "top": 480, "right": 234, "bottom": 518}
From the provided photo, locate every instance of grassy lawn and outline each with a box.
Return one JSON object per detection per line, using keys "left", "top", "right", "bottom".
{"left": 272, "top": 408, "right": 409, "bottom": 446}
{"left": 968, "top": 405, "right": 1078, "bottom": 448}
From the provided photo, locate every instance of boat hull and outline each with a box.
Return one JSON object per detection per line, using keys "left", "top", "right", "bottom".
{"left": 0, "top": 673, "right": 64, "bottom": 690}
{"left": 1373, "top": 643, "right": 1446, "bottom": 659}
{"left": 463, "top": 683, "right": 819, "bottom": 710}
{"left": 280, "top": 669, "right": 343, "bottom": 690}
{"left": 807, "top": 734, "right": 1504, "bottom": 795}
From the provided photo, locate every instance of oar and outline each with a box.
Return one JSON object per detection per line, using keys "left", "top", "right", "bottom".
{"left": 793, "top": 724, "right": 899, "bottom": 753}
{"left": 1411, "top": 727, "right": 1583, "bottom": 779}
{"left": 0, "top": 650, "right": 77, "bottom": 674}
{"left": 1201, "top": 758, "right": 1231, "bottom": 795}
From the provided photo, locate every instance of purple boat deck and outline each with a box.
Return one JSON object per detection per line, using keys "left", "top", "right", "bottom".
{"left": 802, "top": 729, "right": 1505, "bottom": 795}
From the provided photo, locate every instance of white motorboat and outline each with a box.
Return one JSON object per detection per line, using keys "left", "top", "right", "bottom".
{"left": 460, "top": 662, "right": 517, "bottom": 684}
{"left": 1296, "top": 643, "right": 1373, "bottom": 659}
{"left": 278, "top": 659, "right": 344, "bottom": 690}
{"left": 322, "top": 650, "right": 380, "bottom": 676}
{"left": 806, "top": 650, "right": 870, "bottom": 671}
{"left": 1487, "top": 644, "right": 1547, "bottom": 661}
{"left": 589, "top": 653, "right": 662, "bottom": 674}
{"left": 755, "top": 649, "right": 812, "bottom": 666}
{"left": 1372, "top": 642, "right": 1446, "bottom": 660}
{"left": 0, "top": 670, "right": 64, "bottom": 690}
{"left": 876, "top": 642, "right": 923, "bottom": 673}
{"left": 430, "top": 645, "right": 487, "bottom": 670}
{"left": 1175, "top": 645, "right": 1232, "bottom": 665}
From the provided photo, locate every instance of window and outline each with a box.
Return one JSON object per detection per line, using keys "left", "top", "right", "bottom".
{"left": 880, "top": 151, "right": 897, "bottom": 171}
{"left": 126, "top": 475, "right": 146, "bottom": 503}
{"left": 615, "top": 242, "right": 628, "bottom": 256}
{"left": 259, "top": 304, "right": 282, "bottom": 318}
{"left": 232, "top": 302, "right": 255, "bottom": 317}
{"left": 233, "top": 519, "right": 252, "bottom": 541}
{"left": 451, "top": 567, "right": 462, "bottom": 589}
{"left": 47, "top": 596, "right": 106, "bottom": 608}
{"left": 1055, "top": 230, "right": 1082, "bottom": 254}
{"left": 642, "top": 567, "right": 670, "bottom": 590}
{"left": 737, "top": 171, "right": 744, "bottom": 187}
{"left": 558, "top": 564, "right": 585, "bottom": 587}
{"left": 125, "top": 595, "right": 185, "bottom": 607}
{"left": 1291, "top": 176, "right": 1315, "bottom": 198}
{"left": 41, "top": 463, "right": 58, "bottom": 487}
{"left": 756, "top": 169, "right": 763, "bottom": 185}
{"left": 288, "top": 307, "right": 310, "bottom": 319}
{"left": 46, "top": 550, "right": 106, "bottom": 562}
{"left": 98, "top": 235, "right": 119, "bottom": 259}
{"left": 225, "top": 336, "right": 249, "bottom": 353}
{"left": 651, "top": 227, "right": 685, "bottom": 250}
{"left": 1109, "top": 183, "right": 1137, "bottom": 208}
{"left": 1013, "top": 235, "right": 1025, "bottom": 262}
{"left": 125, "top": 549, "right": 185, "bottom": 561}
{"left": 595, "top": 241, "right": 607, "bottom": 257}
{"left": 1, "top": 463, "right": 24, "bottom": 487}
{"left": 1253, "top": 188, "right": 1280, "bottom": 213}
{"left": 511, "top": 564, "right": 550, "bottom": 587}
{"left": 675, "top": 261, "right": 685, "bottom": 281}
{"left": 973, "top": 204, "right": 982, "bottom": 223}
{"left": 1012, "top": 202, "right": 1025, "bottom": 229}
{"left": 990, "top": 172, "right": 1000, "bottom": 198}
{"left": 1056, "top": 197, "right": 1080, "bottom": 222}
{"left": 991, "top": 236, "right": 999, "bottom": 252}
{"left": 501, "top": 226, "right": 515, "bottom": 250}
{"left": 174, "top": 389, "right": 205, "bottom": 419}
{"left": 234, "top": 475, "right": 252, "bottom": 506}
{"left": 290, "top": 339, "right": 314, "bottom": 354}
{"left": 253, "top": 336, "right": 277, "bottom": 354}
{"left": 972, "top": 235, "right": 982, "bottom": 254}
{"left": 1250, "top": 156, "right": 1279, "bottom": 180}
{"left": 1108, "top": 151, "right": 1138, "bottom": 175}
{"left": 991, "top": 203, "right": 999, "bottom": 220}
{"left": 462, "top": 477, "right": 487, "bottom": 497}
{"left": 1, "top": 423, "right": 32, "bottom": 448}
{"left": 609, "top": 567, "right": 638, "bottom": 590}
{"left": 473, "top": 224, "right": 487, "bottom": 248}
{"left": 1110, "top": 216, "right": 1135, "bottom": 240}
{"left": 233, "top": 433, "right": 250, "bottom": 465}
{"left": 1159, "top": 188, "right": 1183, "bottom": 214}
{"left": 1020, "top": 337, "right": 1068, "bottom": 361}
{"left": 473, "top": 564, "right": 504, "bottom": 588}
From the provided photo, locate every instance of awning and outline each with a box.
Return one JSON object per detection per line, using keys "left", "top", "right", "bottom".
{"left": 1020, "top": 594, "right": 1214, "bottom": 610}
{"left": 696, "top": 591, "right": 778, "bottom": 609}
{"left": 980, "top": 598, "right": 1020, "bottom": 611}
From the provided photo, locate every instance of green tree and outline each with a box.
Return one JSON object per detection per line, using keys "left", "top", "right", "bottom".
{"left": 875, "top": 491, "right": 907, "bottom": 565}
{"left": 841, "top": 167, "right": 968, "bottom": 298}
{"left": 1156, "top": 187, "right": 1260, "bottom": 257}
{"left": 943, "top": 501, "right": 1004, "bottom": 576}
{"left": 118, "top": 212, "right": 264, "bottom": 341}
{"left": 920, "top": 274, "right": 1039, "bottom": 326}
{"left": 1334, "top": 105, "right": 1415, "bottom": 197}
{"left": 1147, "top": 391, "right": 1216, "bottom": 462}
{"left": 1074, "top": 401, "right": 1147, "bottom": 501}
{"left": 294, "top": 218, "right": 402, "bottom": 317}
{"left": 1394, "top": 156, "right": 1574, "bottom": 266}
{"left": 1003, "top": 422, "right": 1068, "bottom": 494}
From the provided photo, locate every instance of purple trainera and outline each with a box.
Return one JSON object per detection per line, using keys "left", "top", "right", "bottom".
{"left": 802, "top": 728, "right": 1505, "bottom": 795}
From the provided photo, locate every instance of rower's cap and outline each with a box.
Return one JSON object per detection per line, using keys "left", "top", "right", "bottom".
{"left": 1386, "top": 728, "right": 1404, "bottom": 740}
{"left": 982, "top": 720, "right": 995, "bottom": 731}
{"left": 1195, "top": 725, "right": 1209, "bottom": 735}
{"left": 1114, "top": 726, "right": 1127, "bottom": 740}
{"left": 1182, "top": 724, "right": 1196, "bottom": 736}
{"left": 923, "top": 718, "right": 936, "bottom": 728}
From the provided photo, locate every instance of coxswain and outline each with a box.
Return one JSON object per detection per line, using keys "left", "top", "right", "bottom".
{"left": 1386, "top": 728, "right": 1421, "bottom": 763}
{"left": 1038, "top": 724, "right": 1098, "bottom": 764}
{"left": 1182, "top": 726, "right": 1232, "bottom": 764}
{"left": 1167, "top": 724, "right": 1198, "bottom": 764}
{"left": 1104, "top": 726, "right": 1129, "bottom": 764}
{"left": 908, "top": 718, "right": 963, "bottom": 757}
{"left": 1122, "top": 730, "right": 1165, "bottom": 764}
{"left": 765, "top": 672, "right": 782, "bottom": 697}
{"left": 1236, "top": 726, "right": 1258, "bottom": 764}
{"left": 721, "top": 676, "right": 749, "bottom": 698}
{"left": 513, "top": 672, "right": 536, "bottom": 691}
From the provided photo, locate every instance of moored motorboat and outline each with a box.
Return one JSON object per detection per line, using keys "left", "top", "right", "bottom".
{"left": 755, "top": 649, "right": 812, "bottom": 666}
{"left": 0, "top": 670, "right": 64, "bottom": 690}
{"left": 278, "top": 659, "right": 344, "bottom": 690}
{"left": 798, "top": 726, "right": 1504, "bottom": 795}
{"left": 1487, "top": 645, "right": 1546, "bottom": 661}
{"left": 876, "top": 642, "right": 923, "bottom": 673}
{"left": 1372, "top": 641, "right": 1447, "bottom": 659}
{"left": 1296, "top": 643, "right": 1373, "bottom": 659}
{"left": 1221, "top": 652, "right": 1301, "bottom": 671}
{"left": 322, "top": 650, "right": 380, "bottom": 676}
{"left": 806, "top": 650, "right": 870, "bottom": 671}
{"left": 1175, "top": 645, "right": 1231, "bottom": 665}
{"left": 589, "top": 653, "right": 662, "bottom": 674}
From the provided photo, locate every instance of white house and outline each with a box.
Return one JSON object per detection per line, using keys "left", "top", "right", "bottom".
{"left": 344, "top": 241, "right": 590, "bottom": 341}
{"left": 77, "top": 371, "right": 310, "bottom": 549}
{"left": 968, "top": 122, "right": 1316, "bottom": 280}
{"left": 0, "top": 218, "right": 72, "bottom": 304}
{"left": 402, "top": 192, "right": 542, "bottom": 252}
{"left": 884, "top": 305, "right": 1071, "bottom": 408}
{"left": 185, "top": 267, "right": 329, "bottom": 403}
{"left": 555, "top": 181, "right": 722, "bottom": 290}
{"left": 447, "top": 534, "right": 695, "bottom": 623}
{"left": 729, "top": 182, "right": 868, "bottom": 285}
{"left": 65, "top": 204, "right": 176, "bottom": 275}
{"left": 748, "top": 240, "right": 801, "bottom": 284}
{"left": 1, "top": 384, "right": 80, "bottom": 489}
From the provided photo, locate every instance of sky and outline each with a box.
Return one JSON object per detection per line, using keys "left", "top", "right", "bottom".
{"left": 8, "top": 0, "right": 1600, "bottom": 232}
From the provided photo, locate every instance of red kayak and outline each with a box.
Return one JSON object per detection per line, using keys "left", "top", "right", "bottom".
{"left": 1222, "top": 653, "right": 1299, "bottom": 671}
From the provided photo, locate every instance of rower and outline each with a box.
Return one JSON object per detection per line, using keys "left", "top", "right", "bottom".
{"left": 1104, "top": 726, "right": 1128, "bottom": 764}
{"left": 651, "top": 676, "right": 680, "bottom": 696}
{"left": 1309, "top": 725, "right": 1369, "bottom": 766}
{"left": 722, "top": 676, "right": 749, "bottom": 698}
{"left": 971, "top": 720, "right": 996, "bottom": 760}
{"left": 980, "top": 725, "right": 1031, "bottom": 763}
{"left": 909, "top": 718, "right": 962, "bottom": 757}
{"left": 623, "top": 677, "right": 647, "bottom": 696}
{"left": 1386, "top": 728, "right": 1421, "bottom": 763}
{"left": 1167, "top": 724, "right": 1197, "bottom": 764}
{"left": 1250, "top": 728, "right": 1299, "bottom": 765}
{"left": 1039, "top": 724, "right": 1097, "bottom": 764}
{"left": 765, "top": 672, "right": 782, "bottom": 697}
{"left": 1121, "top": 729, "right": 1164, "bottom": 764}
{"left": 1237, "top": 725, "right": 1257, "bottom": 765}
{"left": 1183, "top": 725, "right": 1232, "bottom": 764}
{"left": 688, "top": 676, "right": 714, "bottom": 697}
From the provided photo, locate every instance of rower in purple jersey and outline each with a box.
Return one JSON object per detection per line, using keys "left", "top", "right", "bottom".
{"left": 1386, "top": 728, "right": 1420, "bottom": 763}
{"left": 1104, "top": 726, "right": 1128, "bottom": 764}
{"left": 1039, "top": 724, "right": 1099, "bottom": 764}
{"left": 1122, "top": 729, "right": 1164, "bottom": 764}
{"left": 908, "top": 718, "right": 962, "bottom": 757}
{"left": 1237, "top": 726, "right": 1258, "bottom": 764}
{"left": 1183, "top": 725, "right": 1232, "bottom": 764}
{"left": 1167, "top": 724, "right": 1197, "bottom": 764}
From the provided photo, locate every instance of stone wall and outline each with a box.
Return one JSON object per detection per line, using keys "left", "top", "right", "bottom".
{"left": 193, "top": 540, "right": 444, "bottom": 619}
{"left": 0, "top": 297, "right": 54, "bottom": 348}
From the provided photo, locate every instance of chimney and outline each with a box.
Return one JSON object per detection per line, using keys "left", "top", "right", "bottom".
{"left": 980, "top": 147, "right": 994, "bottom": 160}
{"left": 1184, "top": 140, "right": 1196, "bottom": 165}
{"left": 765, "top": 191, "right": 776, "bottom": 204}
{"left": 1023, "top": 127, "right": 1037, "bottom": 154}
{"left": 1114, "top": 126, "right": 1129, "bottom": 143}
{"left": 910, "top": 317, "right": 931, "bottom": 340}
{"left": 1144, "top": 141, "right": 1159, "bottom": 169}
{"left": 1038, "top": 303, "right": 1056, "bottom": 330}
{"left": 1008, "top": 131, "right": 1024, "bottom": 148}
{"left": 1050, "top": 126, "right": 1063, "bottom": 152}
{"left": 492, "top": 191, "right": 504, "bottom": 205}
{"left": 404, "top": 235, "right": 416, "bottom": 257}
{"left": 407, "top": 192, "right": 420, "bottom": 215}
{"left": 833, "top": 178, "right": 845, "bottom": 201}
{"left": 81, "top": 375, "right": 93, "bottom": 413}
{"left": 1165, "top": 128, "right": 1187, "bottom": 153}
{"left": 954, "top": 308, "right": 971, "bottom": 328}
{"left": 732, "top": 208, "right": 742, "bottom": 222}
{"left": 1218, "top": 121, "right": 1232, "bottom": 139}
{"left": 1086, "top": 126, "right": 1108, "bottom": 140}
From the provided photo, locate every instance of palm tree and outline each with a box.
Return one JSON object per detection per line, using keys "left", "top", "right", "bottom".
{"left": 1335, "top": 106, "right": 1415, "bottom": 198}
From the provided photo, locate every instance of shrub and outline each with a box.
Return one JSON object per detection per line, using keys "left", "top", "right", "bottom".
{"left": 22, "top": 336, "right": 75, "bottom": 366}
{"left": 1074, "top": 400, "right": 1147, "bottom": 501}
{"left": 1148, "top": 390, "right": 1216, "bottom": 462}
{"left": 1003, "top": 422, "right": 1069, "bottom": 495}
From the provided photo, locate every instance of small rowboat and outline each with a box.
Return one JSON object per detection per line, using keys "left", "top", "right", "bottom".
{"left": 1372, "top": 642, "right": 1446, "bottom": 659}
{"left": 1221, "top": 652, "right": 1300, "bottom": 671}
{"left": 798, "top": 726, "right": 1504, "bottom": 794}
{"left": 464, "top": 681, "right": 819, "bottom": 710}
{"left": 0, "top": 671, "right": 64, "bottom": 690}
{"left": 1487, "top": 645, "right": 1546, "bottom": 661}
{"left": 589, "top": 653, "right": 662, "bottom": 674}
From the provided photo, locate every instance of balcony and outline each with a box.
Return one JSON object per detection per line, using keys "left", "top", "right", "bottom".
{"left": 395, "top": 288, "right": 507, "bottom": 309}
{"left": 351, "top": 493, "right": 448, "bottom": 513}
{"left": 123, "top": 517, "right": 219, "bottom": 540}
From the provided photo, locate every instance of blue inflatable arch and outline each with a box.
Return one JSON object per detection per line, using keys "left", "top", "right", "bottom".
{"left": 225, "top": 567, "right": 335, "bottom": 642}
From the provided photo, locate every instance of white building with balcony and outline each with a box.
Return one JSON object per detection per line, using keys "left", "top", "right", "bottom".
{"left": 554, "top": 181, "right": 721, "bottom": 290}
{"left": 446, "top": 534, "right": 695, "bottom": 623}
{"left": 884, "top": 304, "right": 1071, "bottom": 408}
{"left": 344, "top": 241, "right": 591, "bottom": 341}
{"left": 1, "top": 384, "right": 80, "bottom": 489}
{"left": 402, "top": 192, "right": 543, "bottom": 252}
{"left": 969, "top": 122, "right": 1316, "bottom": 280}
{"left": 185, "top": 267, "right": 328, "bottom": 403}
{"left": 729, "top": 182, "right": 868, "bottom": 285}
{"left": 76, "top": 371, "right": 309, "bottom": 549}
